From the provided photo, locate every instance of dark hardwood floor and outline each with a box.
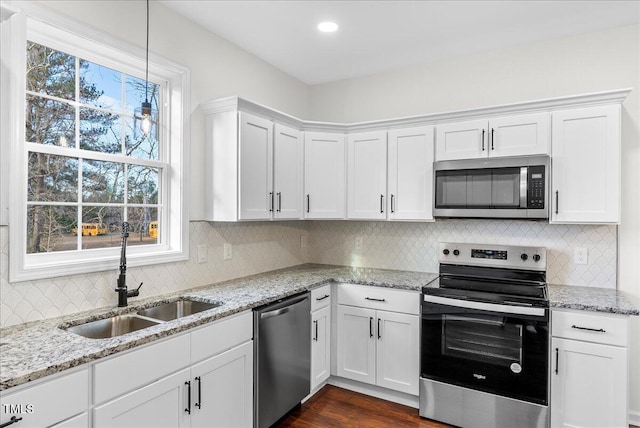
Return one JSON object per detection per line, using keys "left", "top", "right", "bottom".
{"left": 278, "top": 385, "right": 451, "bottom": 428}
{"left": 279, "top": 385, "right": 640, "bottom": 428}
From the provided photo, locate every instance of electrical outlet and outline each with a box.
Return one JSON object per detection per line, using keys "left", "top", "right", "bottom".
{"left": 574, "top": 247, "right": 588, "bottom": 265}
{"left": 223, "top": 243, "right": 232, "bottom": 260}
{"left": 355, "top": 237, "right": 363, "bottom": 251}
{"left": 197, "top": 244, "right": 207, "bottom": 264}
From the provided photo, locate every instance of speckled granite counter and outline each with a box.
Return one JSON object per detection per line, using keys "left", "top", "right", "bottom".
{"left": 1, "top": 263, "right": 637, "bottom": 391}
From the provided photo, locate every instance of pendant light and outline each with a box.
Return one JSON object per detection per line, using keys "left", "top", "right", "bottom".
{"left": 135, "top": 0, "right": 154, "bottom": 138}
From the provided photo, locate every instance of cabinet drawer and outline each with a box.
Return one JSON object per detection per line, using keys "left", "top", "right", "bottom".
{"left": 94, "top": 333, "right": 190, "bottom": 404}
{"left": 191, "top": 311, "right": 253, "bottom": 363}
{"left": 552, "top": 310, "right": 628, "bottom": 347}
{"left": 336, "top": 283, "right": 419, "bottom": 315}
{"left": 311, "top": 284, "right": 332, "bottom": 311}
{"left": 0, "top": 368, "right": 88, "bottom": 428}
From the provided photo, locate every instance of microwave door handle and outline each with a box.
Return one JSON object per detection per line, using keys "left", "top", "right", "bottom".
{"left": 520, "top": 167, "right": 528, "bottom": 208}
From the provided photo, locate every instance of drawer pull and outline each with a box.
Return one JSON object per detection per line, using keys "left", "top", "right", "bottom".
{"left": 315, "top": 294, "right": 330, "bottom": 301}
{"left": 0, "top": 416, "right": 23, "bottom": 428}
{"left": 365, "top": 297, "right": 386, "bottom": 302}
{"left": 571, "top": 325, "right": 606, "bottom": 333}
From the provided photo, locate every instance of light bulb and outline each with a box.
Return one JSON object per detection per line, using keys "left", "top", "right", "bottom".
{"left": 141, "top": 116, "right": 152, "bottom": 135}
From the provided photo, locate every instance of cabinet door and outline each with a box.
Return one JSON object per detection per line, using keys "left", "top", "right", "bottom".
{"left": 51, "top": 413, "right": 88, "bottom": 428}
{"left": 375, "top": 311, "right": 419, "bottom": 395}
{"left": 489, "top": 112, "right": 550, "bottom": 157}
{"left": 347, "top": 131, "right": 387, "bottom": 219}
{"left": 336, "top": 305, "right": 376, "bottom": 385}
{"left": 304, "top": 132, "right": 346, "bottom": 219}
{"left": 551, "top": 337, "right": 627, "bottom": 428}
{"left": 435, "top": 119, "right": 488, "bottom": 161}
{"left": 273, "top": 123, "right": 303, "bottom": 219}
{"left": 551, "top": 105, "right": 620, "bottom": 223}
{"left": 387, "top": 126, "right": 434, "bottom": 220}
{"left": 311, "top": 305, "right": 331, "bottom": 391}
{"left": 190, "top": 341, "right": 253, "bottom": 428}
{"left": 238, "top": 112, "right": 273, "bottom": 220}
{"left": 93, "top": 368, "right": 190, "bottom": 428}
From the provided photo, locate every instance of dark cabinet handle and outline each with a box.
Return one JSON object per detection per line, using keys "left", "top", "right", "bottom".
{"left": 555, "top": 191, "right": 559, "bottom": 215}
{"left": 269, "top": 192, "right": 274, "bottom": 212}
{"left": 365, "top": 297, "right": 386, "bottom": 302}
{"left": 491, "top": 128, "right": 495, "bottom": 150}
{"left": 571, "top": 325, "right": 606, "bottom": 333}
{"left": 185, "top": 381, "right": 191, "bottom": 414}
{"left": 0, "top": 416, "right": 23, "bottom": 428}
{"left": 391, "top": 194, "right": 395, "bottom": 213}
{"left": 313, "top": 320, "right": 318, "bottom": 341}
{"left": 315, "top": 294, "right": 330, "bottom": 301}
{"left": 555, "top": 348, "right": 559, "bottom": 375}
{"left": 380, "top": 194, "right": 384, "bottom": 213}
{"left": 482, "top": 129, "right": 485, "bottom": 151}
{"left": 277, "top": 192, "right": 282, "bottom": 212}
{"left": 307, "top": 194, "right": 310, "bottom": 213}
{"left": 377, "top": 318, "right": 381, "bottom": 339}
{"left": 369, "top": 317, "right": 373, "bottom": 338}
{"left": 195, "top": 376, "right": 202, "bottom": 409}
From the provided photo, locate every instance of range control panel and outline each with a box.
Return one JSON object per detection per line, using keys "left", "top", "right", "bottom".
{"left": 439, "top": 242, "right": 546, "bottom": 271}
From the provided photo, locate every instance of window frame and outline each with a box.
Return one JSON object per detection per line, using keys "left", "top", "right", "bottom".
{"left": 4, "top": 10, "right": 189, "bottom": 282}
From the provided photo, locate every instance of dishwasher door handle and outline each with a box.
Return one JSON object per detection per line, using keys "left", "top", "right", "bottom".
{"left": 260, "top": 294, "right": 309, "bottom": 320}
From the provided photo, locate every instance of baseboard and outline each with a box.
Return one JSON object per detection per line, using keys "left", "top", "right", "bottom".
{"left": 327, "top": 376, "right": 419, "bottom": 409}
{"left": 629, "top": 409, "right": 640, "bottom": 426}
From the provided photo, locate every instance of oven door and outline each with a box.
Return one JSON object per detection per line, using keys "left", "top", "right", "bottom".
{"left": 421, "top": 295, "right": 548, "bottom": 405}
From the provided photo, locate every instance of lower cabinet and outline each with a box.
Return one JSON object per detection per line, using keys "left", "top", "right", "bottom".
{"left": 550, "top": 310, "right": 629, "bottom": 428}
{"left": 311, "top": 305, "right": 331, "bottom": 391}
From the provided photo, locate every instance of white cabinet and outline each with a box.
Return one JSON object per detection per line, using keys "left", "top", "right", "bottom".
{"left": 304, "top": 132, "right": 346, "bottom": 219}
{"left": 551, "top": 105, "right": 620, "bottom": 224}
{"left": 94, "top": 312, "right": 253, "bottom": 428}
{"left": 310, "top": 284, "right": 332, "bottom": 392}
{"left": 435, "top": 113, "right": 550, "bottom": 161}
{"left": 550, "top": 310, "right": 629, "bottom": 428}
{"left": 336, "top": 284, "right": 420, "bottom": 396}
{"left": 347, "top": 131, "right": 387, "bottom": 220}
{"left": 0, "top": 368, "right": 89, "bottom": 428}
{"left": 204, "top": 109, "right": 303, "bottom": 221}
{"left": 387, "top": 126, "right": 434, "bottom": 221}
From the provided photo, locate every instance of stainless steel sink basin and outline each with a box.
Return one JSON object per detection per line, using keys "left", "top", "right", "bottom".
{"left": 65, "top": 315, "right": 161, "bottom": 339}
{"left": 136, "top": 299, "right": 221, "bottom": 321}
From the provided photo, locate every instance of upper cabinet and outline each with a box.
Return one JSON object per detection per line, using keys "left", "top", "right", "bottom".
{"left": 435, "top": 112, "right": 550, "bottom": 161}
{"left": 551, "top": 105, "right": 620, "bottom": 224}
{"left": 203, "top": 107, "right": 303, "bottom": 221}
{"left": 347, "top": 131, "right": 388, "bottom": 220}
{"left": 304, "top": 132, "right": 346, "bottom": 219}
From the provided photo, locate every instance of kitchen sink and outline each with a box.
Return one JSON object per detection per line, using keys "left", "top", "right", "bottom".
{"left": 65, "top": 315, "right": 161, "bottom": 339}
{"left": 136, "top": 299, "right": 221, "bottom": 321}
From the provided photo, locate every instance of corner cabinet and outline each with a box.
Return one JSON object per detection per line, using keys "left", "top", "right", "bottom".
{"left": 550, "top": 310, "right": 629, "bottom": 428}
{"left": 551, "top": 105, "right": 621, "bottom": 224}
{"left": 304, "top": 132, "right": 346, "bottom": 219}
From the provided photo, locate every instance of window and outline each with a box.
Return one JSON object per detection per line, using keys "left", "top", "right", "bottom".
{"left": 5, "top": 14, "right": 189, "bottom": 281}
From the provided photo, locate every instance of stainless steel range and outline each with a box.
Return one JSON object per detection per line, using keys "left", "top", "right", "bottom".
{"left": 420, "top": 242, "right": 549, "bottom": 428}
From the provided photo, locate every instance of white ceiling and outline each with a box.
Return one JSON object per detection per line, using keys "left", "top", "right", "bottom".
{"left": 161, "top": 0, "right": 640, "bottom": 85}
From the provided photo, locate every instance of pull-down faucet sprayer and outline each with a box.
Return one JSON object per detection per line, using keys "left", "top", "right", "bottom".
{"left": 115, "top": 221, "right": 143, "bottom": 307}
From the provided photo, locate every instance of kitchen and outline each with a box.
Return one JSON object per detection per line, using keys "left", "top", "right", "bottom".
{"left": 1, "top": 1, "right": 639, "bottom": 427}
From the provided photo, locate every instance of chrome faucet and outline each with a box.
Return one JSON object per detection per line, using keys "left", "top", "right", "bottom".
{"left": 115, "top": 221, "right": 143, "bottom": 307}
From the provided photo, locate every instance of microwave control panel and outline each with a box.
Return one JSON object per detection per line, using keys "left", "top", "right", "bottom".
{"left": 528, "top": 165, "right": 546, "bottom": 209}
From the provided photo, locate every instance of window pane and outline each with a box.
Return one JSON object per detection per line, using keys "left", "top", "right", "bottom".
{"left": 127, "top": 207, "right": 158, "bottom": 246}
{"left": 26, "top": 42, "right": 75, "bottom": 100}
{"left": 27, "top": 205, "right": 77, "bottom": 253}
{"left": 79, "top": 60, "right": 122, "bottom": 111}
{"left": 81, "top": 206, "right": 122, "bottom": 249}
{"left": 128, "top": 165, "right": 159, "bottom": 204}
{"left": 125, "top": 116, "right": 159, "bottom": 160}
{"left": 26, "top": 95, "right": 75, "bottom": 147}
{"left": 80, "top": 107, "right": 122, "bottom": 153}
{"left": 28, "top": 153, "right": 78, "bottom": 202}
{"left": 82, "top": 160, "right": 125, "bottom": 203}
{"left": 125, "top": 75, "right": 159, "bottom": 115}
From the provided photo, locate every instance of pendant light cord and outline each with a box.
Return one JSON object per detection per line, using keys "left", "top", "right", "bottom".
{"left": 145, "top": 0, "right": 149, "bottom": 103}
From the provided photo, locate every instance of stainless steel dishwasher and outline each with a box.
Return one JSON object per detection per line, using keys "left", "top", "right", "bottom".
{"left": 254, "top": 292, "right": 311, "bottom": 428}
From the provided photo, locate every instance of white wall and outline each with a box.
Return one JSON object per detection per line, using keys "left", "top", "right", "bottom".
{"left": 308, "top": 23, "right": 640, "bottom": 421}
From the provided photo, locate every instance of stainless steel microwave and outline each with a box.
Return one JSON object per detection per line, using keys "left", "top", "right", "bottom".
{"left": 433, "top": 155, "right": 549, "bottom": 219}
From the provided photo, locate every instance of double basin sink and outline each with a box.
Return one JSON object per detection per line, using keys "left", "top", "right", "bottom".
{"left": 64, "top": 299, "right": 222, "bottom": 339}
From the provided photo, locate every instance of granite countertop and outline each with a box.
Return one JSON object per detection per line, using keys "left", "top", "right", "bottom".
{"left": 1, "top": 263, "right": 637, "bottom": 391}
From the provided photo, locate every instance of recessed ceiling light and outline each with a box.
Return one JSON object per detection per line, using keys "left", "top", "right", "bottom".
{"left": 317, "top": 21, "right": 338, "bottom": 33}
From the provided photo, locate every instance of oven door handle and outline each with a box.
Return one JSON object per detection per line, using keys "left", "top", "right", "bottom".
{"left": 423, "top": 295, "right": 546, "bottom": 317}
